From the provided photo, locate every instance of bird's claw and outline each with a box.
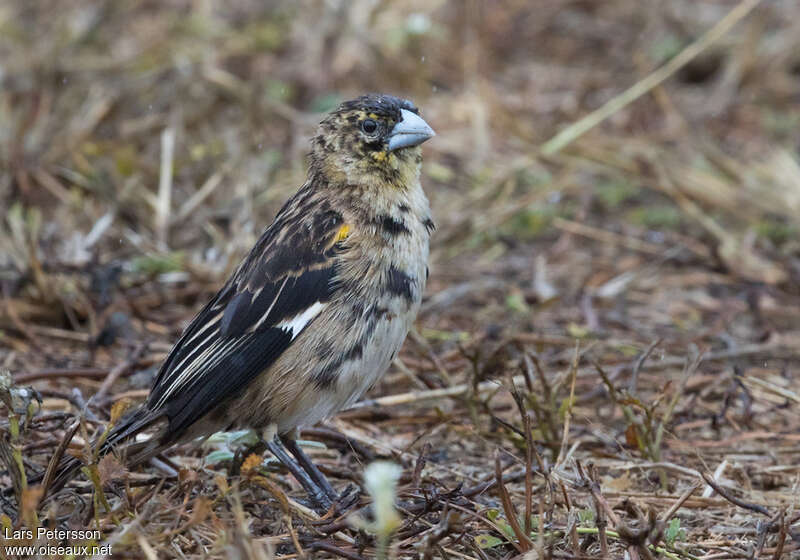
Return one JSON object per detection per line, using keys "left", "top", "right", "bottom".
{"left": 304, "top": 483, "right": 360, "bottom": 515}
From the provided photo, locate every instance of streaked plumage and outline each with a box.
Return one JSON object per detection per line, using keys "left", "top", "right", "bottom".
{"left": 46, "top": 94, "right": 435, "bottom": 508}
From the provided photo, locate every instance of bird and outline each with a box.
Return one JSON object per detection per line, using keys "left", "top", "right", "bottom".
{"left": 42, "top": 93, "right": 436, "bottom": 511}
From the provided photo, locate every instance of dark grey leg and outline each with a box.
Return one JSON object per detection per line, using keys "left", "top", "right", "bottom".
{"left": 281, "top": 436, "right": 338, "bottom": 502}
{"left": 266, "top": 436, "right": 332, "bottom": 511}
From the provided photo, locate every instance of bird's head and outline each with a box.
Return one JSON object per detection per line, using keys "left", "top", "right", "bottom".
{"left": 311, "top": 94, "right": 435, "bottom": 189}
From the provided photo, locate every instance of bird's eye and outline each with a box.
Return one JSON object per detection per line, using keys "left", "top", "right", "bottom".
{"left": 361, "top": 119, "right": 378, "bottom": 134}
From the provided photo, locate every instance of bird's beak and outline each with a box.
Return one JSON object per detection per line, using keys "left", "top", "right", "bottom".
{"left": 387, "top": 109, "right": 435, "bottom": 152}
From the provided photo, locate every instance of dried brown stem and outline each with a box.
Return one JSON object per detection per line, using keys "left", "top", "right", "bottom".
{"left": 701, "top": 471, "right": 770, "bottom": 516}
{"left": 38, "top": 418, "right": 79, "bottom": 503}
{"left": 494, "top": 452, "right": 533, "bottom": 552}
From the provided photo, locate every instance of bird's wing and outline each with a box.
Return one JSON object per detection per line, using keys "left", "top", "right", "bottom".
{"left": 147, "top": 188, "right": 349, "bottom": 435}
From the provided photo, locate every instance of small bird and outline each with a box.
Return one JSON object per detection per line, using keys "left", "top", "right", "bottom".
{"left": 46, "top": 94, "right": 435, "bottom": 510}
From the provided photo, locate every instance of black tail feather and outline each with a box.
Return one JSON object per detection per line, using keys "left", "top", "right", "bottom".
{"left": 38, "top": 406, "right": 165, "bottom": 497}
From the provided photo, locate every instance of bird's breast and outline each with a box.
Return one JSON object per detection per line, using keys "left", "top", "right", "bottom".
{"left": 257, "top": 186, "right": 433, "bottom": 433}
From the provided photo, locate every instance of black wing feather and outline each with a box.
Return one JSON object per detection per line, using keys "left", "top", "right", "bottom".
{"left": 166, "top": 327, "right": 293, "bottom": 434}
{"left": 219, "top": 289, "right": 254, "bottom": 337}
{"left": 143, "top": 185, "right": 347, "bottom": 438}
{"left": 149, "top": 289, "right": 229, "bottom": 394}
{"left": 219, "top": 267, "right": 335, "bottom": 338}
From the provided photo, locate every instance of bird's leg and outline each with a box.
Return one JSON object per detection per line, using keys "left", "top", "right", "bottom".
{"left": 280, "top": 435, "right": 338, "bottom": 502}
{"left": 266, "top": 436, "right": 332, "bottom": 512}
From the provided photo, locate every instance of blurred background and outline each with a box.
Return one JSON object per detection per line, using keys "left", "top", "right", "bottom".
{"left": 1, "top": 0, "right": 799, "bottom": 557}
{"left": 2, "top": 1, "right": 800, "bottom": 303}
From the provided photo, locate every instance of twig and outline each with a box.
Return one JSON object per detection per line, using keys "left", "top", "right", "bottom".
{"left": 285, "top": 514, "right": 306, "bottom": 560}
{"left": 650, "top": 482, "right": 701, "bottom": 547}
{"left": 524, "top": 413, "right": 533, "bottom": 536}
{"left": 156, "top": 126, "right": 175, "bottom": 248}
{"left": 494, "top": 453, "right": 532, "bottom": 552}
{"left": 92, "top": 344, "right": 147, "bottom": 403}
{"left": 175, "top": 166, "right": 229, "bottom": 222}
{"left": 630, "top": 340, "right": 661, "bottom": 393}
{"left": 661, "top": 482, "right": 701, "bottom": 525}
{"left": 741, "top": 375, "right": 800, "bottom": 404}
{"left": 412, "top": 443, "right": 430, "bottom": 488}
{"left": 347, "top": 339, "right": 789, "bottom": 410}
{"left": 555, "top": 342, "right": 579, "bottom": 467}
{"left": 419, "top": 509, "right": 459, "bottom": 560}
{"left": 299, "top": 426, "right": 376, "bottom": 461}
{"left": 38, "top": 418, "right": 79, "bottom": 503}
{"left": 541, "top": 0, "right": 763, "bottom": 154}
{"left": 566, "top": 509, "right": 580, "bottom": 557}
{"left": 771, "top": 509, "right": 786, "bottom": 560}
{"left": 308, "top": 541, "right": 365, "bottom": 560}
{"left": 14, "top": 367, "right": 108, "bottom": 383}
{"left": 136, "top": 534, "right": 160, "bottom": 560}
{"left": 577, "top": 461, "right": 623, "bottom": 558}
{"left": 552, "top": 217, "right": 665, "bottom": 256}
{"left": 2, "top": 293, "right": 45, "bottom": 351}
{"left": 702, "top": 460, "right": 728, "bottom": 498}
{"left": 701, "top": 472, "right": 770, "bottom": 516}
{"left": 71, "top": 388, "right": 100, "bottom": 422}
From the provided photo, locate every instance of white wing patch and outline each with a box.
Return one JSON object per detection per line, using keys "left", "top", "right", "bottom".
{"left": 150, "top": 301, "right": 326, "bottom": 409}
{"left": 278, "top": 301, "right": 327, "bottom": 339}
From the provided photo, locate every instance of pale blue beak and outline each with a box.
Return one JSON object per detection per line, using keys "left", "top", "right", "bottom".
{"left": 387, "top": 109, "right": 435, "bottom": 152}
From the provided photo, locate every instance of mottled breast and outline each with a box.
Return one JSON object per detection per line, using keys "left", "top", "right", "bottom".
{"left": 272, "top": 186, "right": 433, "bottom": 432}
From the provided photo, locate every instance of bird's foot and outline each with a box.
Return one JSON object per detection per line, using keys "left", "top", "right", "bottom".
{"left": 334, "top": 483, "right": 360, "bottom": 512}
{"left": 298, "top": 483, "right": 360, "bottom": 516}
{"left": 267, "top": 436, "right": 364, "bottom": 516}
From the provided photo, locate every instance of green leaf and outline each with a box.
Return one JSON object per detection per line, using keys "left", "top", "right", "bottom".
{"left": 485, "top": 509, "right": 516, "bottom": 540}
{"left": 228, "top": 430, "right": 260, "bottom": 447}
{"left": 130, "top": 252, "right": 185, "bottom": 275}
{"left": 505, "top": 207, "right": 554, "bottom": 239}
{"left": 566, "top": 322, "right": 590, "bottom": 339}
{"left": 578, "top": 507, "right": 595, "bottom": 524}
{"left": 596, "top": 179, "right": 638, "bottom": 208}
{"left": 665, "top": 517, "right": 686, "bottom": 545}
{"left": 474, "top": 534, "right": 504, "bottom": 549}
{"left": 205, "top": 450, "right": 235, "bottom": 465}
{"left": 294, "top": 440, "right": 327, "bottom": 451}
{"left": 495, "top": 518, "right": 516, "bottom": 540}
{"left": 627, "top": 205, "right": 683, "bottom": 229}
{"left": 558, "top": 395, "right": 576, "bottom": 420}
{"left": 505, "top": 291, "right": 530, "bottom": 314}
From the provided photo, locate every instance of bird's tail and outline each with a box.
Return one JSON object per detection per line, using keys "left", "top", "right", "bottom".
{"left": 36, "top": 406, "right": 166, "bottom": 497}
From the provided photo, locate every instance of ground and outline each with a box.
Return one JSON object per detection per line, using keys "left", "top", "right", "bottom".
{"left": 1, "top": 0, "right": 799, "bottom": 558}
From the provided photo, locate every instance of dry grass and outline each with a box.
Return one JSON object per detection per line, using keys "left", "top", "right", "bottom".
{"left": 1, "top": 0, "right": 800, "bottom": 558}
